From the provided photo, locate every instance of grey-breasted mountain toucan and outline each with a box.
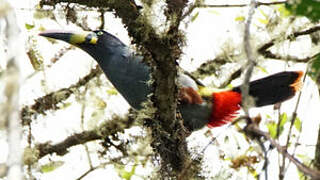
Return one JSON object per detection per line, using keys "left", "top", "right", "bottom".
{"left": 39, "top": 30, "right": 303, "bottom": 131}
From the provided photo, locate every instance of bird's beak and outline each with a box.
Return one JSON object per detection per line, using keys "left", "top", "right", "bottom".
{"left": 39, "top": 30, "right": 98, "bottom": 45}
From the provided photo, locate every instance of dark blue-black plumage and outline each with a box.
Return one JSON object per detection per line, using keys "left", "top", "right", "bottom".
{"left": 39, "top": 30, "right": 302, "bottom": 131}
{"left": 39, "top": 30, "right": 212, "bottom": 131}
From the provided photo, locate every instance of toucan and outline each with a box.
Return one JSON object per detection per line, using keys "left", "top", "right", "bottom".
{"left": 39, "top": 30, "right": 303, "bottom": 131}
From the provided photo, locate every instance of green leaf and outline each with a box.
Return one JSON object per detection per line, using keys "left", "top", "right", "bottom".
{"left": 308, "top": 54, "right": 320, "bottom": 81}
{"left": 25, "top": 23, "right": 35, "bottom": 30}
{"left": 191, "top": 12, "right": 199, "bottom": 22}
{"left": 258, "top": 18, "right": 269, "bottom": 25}
{"left": 297, "top": 169, "right": 305, "bottom": 180}
{"left": 116, "top": 164, "right": 136, "bottom": 180}
{"left": 294, "top": 117, "right": 302, "bottom": 132}
{"left": 267, "top": 121, "right": 277, "bottom": 139}
{"left": 280, "top": 113, "right": 288, "bottom": 127}
{"left": 257, "top": 66, "right": 268, "bottom": 73}
{"left": 267, "top": 112, "right": 288, "bottom": 138}
{"left": 259, "top": 8, "right": 268, "bottom": 19}
{"left": 277, "top": 4, "right": 291, "bottom": 17}
{"left": 297, "top": 154, "right": 312, "bottom": 163}
{"left": 258, "top": 9, "right": 269, "bottom": 24}
{"left": 106, "top": 88, "right": 118, "bottom": 95}
{"left": 95, "top": 97, "right": 107, "bottom": 109}
{"left": 296, "top": 154, "right": 311, "bottom": 179}
{"left": 235, "top": 16, "right": 245, "bottom": 22}
{"left": 266, "top": 114, "right": 272, "bottom": 119}
{"left": 40, "top": 161, "right": 64, "bottom": 173}
{"left": 312, "top": 55, "right": 320, "bottom": 72}
{"left": 285, "top": 0, "right": 320, "bottom": 22}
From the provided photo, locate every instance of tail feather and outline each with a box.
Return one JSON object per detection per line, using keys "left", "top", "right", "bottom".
{"left": 232, "top": 71, "right": 303, "bottom": 107}
{"left": 208, "top": 71, "right": 303, "bottom": 128}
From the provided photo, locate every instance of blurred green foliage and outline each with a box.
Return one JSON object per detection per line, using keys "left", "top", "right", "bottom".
{"left": 286, "top": 0, "right": 320, "bottom": 22}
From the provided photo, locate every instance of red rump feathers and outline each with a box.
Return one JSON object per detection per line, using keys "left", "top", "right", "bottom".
{"left": 208, "top": 91, "right": 242, "bottom": 128}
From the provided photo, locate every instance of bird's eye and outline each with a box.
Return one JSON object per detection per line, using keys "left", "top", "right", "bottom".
{"left": 96, "top": 31, "right": 103, "bottom": 36}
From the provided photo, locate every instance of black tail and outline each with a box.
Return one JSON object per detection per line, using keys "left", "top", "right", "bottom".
{"left": 232, "top": 71, "right": 303, "bottom": 107}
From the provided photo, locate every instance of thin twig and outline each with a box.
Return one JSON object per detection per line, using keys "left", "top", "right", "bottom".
{"left": 182, "top": 1, "right": 285, "bottom": 21}
{"left": 190, "top": 57, "right": 234, "bottom": 79}
{"left": 50, "top": 46, "right": 74, "bottom": 64}
{"left": 99, "top": 8, "right": 105, "bottom": 30}
{"left": 258, "top": 25, "right": 320, "bottom": 58}
{"left": 281, "top": 66, "right": 308, "bottom": 177}
{"left": 197, "top": 1, "right": 286, "bottom": 8}
{"left": 79, "top": 82, "right": 93, "bottom": 169}
{"left": 21, "top": 66, "right": 102, "bottom": 125}
{"left": 257, "top": 138, "right": 269, "bottom": 180}
{"left": 275, "top": 104, "right": 286, "bottom": 180}
{"left": 260, "top": 50, "right": 320, "bottom": 63}
{"left": 27, "top": 123, "right": 33, "bottom": 179}
{"left": 245, "top": 124, "right": 320, "bottom": 179}
{"left": 218, "top": 67, "right": 242, "bottom": 88}
{"left": 285, "top": 69, "right": 307, "bottom": 146}
{"left": 276, "top": 104, "right": 282, "bottom": 139}
{"left": 241, "top": 0, "right": 257, "bottom": 116}
{"left": 179, "top": 116, "right": 255, "bottom": 180}
{"left": 75, "top": 162, "right": 110, "bottom": 180}
{"left": 36, "top": 113, "right": 134, "bottom": 159}
{"left": 179, "top": 116, "right": 248, "bottom": 179}
{"left": 315, "top": 125, "right": 320, "bottom": 170}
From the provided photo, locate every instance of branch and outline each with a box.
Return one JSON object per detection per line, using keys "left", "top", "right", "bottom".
{"left": 218, "top": 67, "right": 242, "bottom": 88}
{"left": 37, "top": 129, "right": 101, "bottom": 158}
{"left": 98, "top": 8, "right": 105, "bottom": 30}
{"left": 256, "top": 138, "right": 269, "bottom": 180}
{"left": 260, "top": 51, "right": 320, "bottom": 63}
{"left": 258, "top": 25, "right": 320, "bottom": 59}
{"left": 36, "top": 114, "right": 134, "bottom": 159}
{"left": 315, "top": 125, "right": 320, "bottom": 170}
{"left": 190, "top": 57, "right": 232, "bottom": 79}
{"left": 182, "top": 0, "right": 286, "bottom": 19}
{"left": 2, "top": 1, "right": 23, "bottom": 179}
{"left": 280, "top": 70, "right": 307, "bottom": 177}
{"left": 188, "top": 57, "right": 242, "bottom": 88}
{"left": 244, "top": 124, "right": 320, "bottom": 179}
{"left": 241, "top": 0, "right": 257, "bottom": 116}
{"left": 21, "top": 66, "right": 102, "bottom": 125}
{"left": 75, "top": 162, "right": 111, "bottom": 180}
{"left": 49, "top": 46, "right": 74, "bottom": 64}
{"left": 197, "top": 1, "right": 286, "bottom": 8}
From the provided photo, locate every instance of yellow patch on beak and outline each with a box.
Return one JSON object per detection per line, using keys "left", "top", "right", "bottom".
{"left": 69, "top": 31, "right": 98, "bottom": 45}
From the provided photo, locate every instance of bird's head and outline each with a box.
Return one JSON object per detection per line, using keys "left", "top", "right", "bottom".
{"left": 39, "top": 30, "right": 126, "bottom": 60}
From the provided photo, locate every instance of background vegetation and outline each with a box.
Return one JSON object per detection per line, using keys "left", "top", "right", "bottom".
{"left": 1, "top": 0, "right": 320, "bottom": 179}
